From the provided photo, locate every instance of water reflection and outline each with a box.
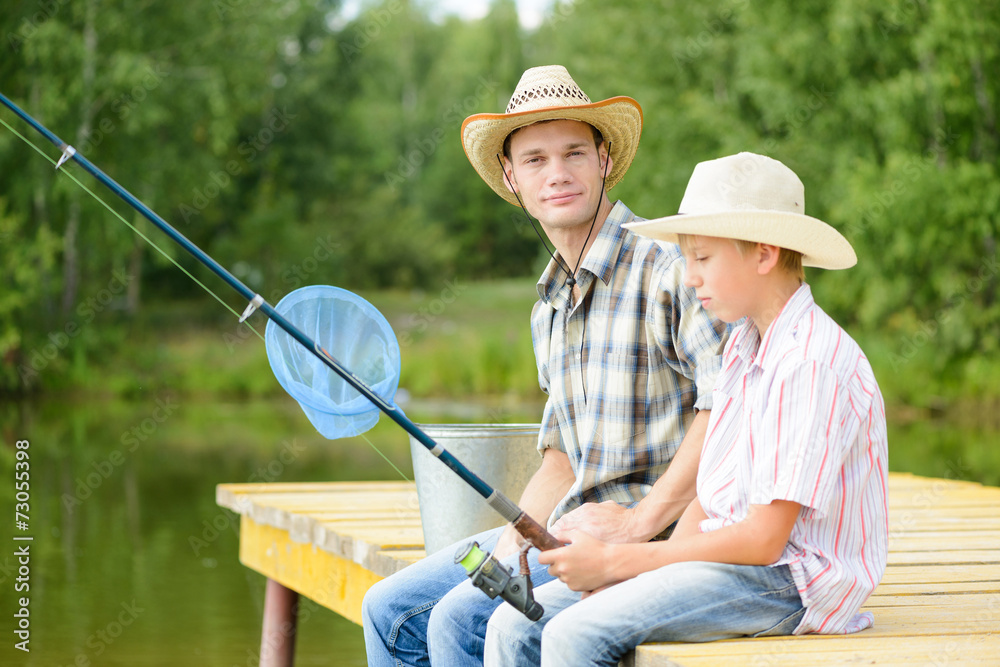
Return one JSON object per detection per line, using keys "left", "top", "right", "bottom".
{"left": 0, "top": 396, "right": 996, "bottom": 666}
{"left": 0, "top": 397, "right": 395, "bottom": 666}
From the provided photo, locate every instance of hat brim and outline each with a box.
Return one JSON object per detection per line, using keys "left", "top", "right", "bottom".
{"left": 623, "top": 211, "right": 857, "bottom": 270}
{"left": 461, "top": 97, "right": 642, "bottom": 206}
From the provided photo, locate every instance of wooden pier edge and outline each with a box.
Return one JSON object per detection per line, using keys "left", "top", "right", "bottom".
{"left": 217, "top": 473, "right": 1000, "bottom": 666}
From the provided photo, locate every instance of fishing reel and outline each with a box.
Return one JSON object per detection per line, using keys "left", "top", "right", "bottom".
{"left": 455, "top": 541, "right": 544, "bottom": 621}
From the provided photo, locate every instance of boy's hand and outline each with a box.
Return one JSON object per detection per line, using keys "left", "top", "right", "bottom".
{"left": 550, "top": 501, "right": 638, "bottom": 543}
{"left": 538, "top": 529, "right": 620, "bottom": 592}
{"left": 491, "top": 525, "right": 527, "bottom": 561}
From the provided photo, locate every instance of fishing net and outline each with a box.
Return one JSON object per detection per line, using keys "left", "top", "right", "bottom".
{"left": 265, "top": 285, "right": 401, "bottom": 439}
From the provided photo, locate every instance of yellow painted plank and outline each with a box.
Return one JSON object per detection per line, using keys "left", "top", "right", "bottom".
{"left": 285, "top": 511, "right": 422, "bottom": 522}
{"left": 889, "top": 518, "right": 1000, "bottom": 533}
{"left": 870, "top": 582, "right": 1000, "bottom": 597}
{"left": 304, "top": 512, "right": 419, "bottom": 526}
{"left": 238, "top": 515, "right": 384, "bottom": 625}
{"left": 887, "top": 549, "right": 1000, "bottom": 565}
{"left": 340, "top": 528, "right": 425, "bottom": 545}
{"left": 221, "top": 480, "right": 414, "bottom": 494}
{"left": 238, "top": 495, "right": 415, "bottom": 513}
{"left": 887, "top": 481, "right": 999, "bottom": 495}
{"left": 891, "top": 508, "right": 1000, "bottom": 523}
{"left": 886, "top": 474, "right": 997, "bottom": 490}
{"left": 217, "top": 481, "right": 416, "bottom": 513}
{"left": 386, "top": 549, "right": 428, "bottom": 566}
{"left": 889, "top": 497, "right": 1000, "bottom": 508}
{"left": 863, "top": 592, "right": 1000, "bottom": 607}
{"left": 889, "top": 494, "right": 1000, "bottom": 508}
{"left": 889, "top": 502, "right": 998, "bottom": 521}
{"left": 242, "top": 496, "right": 417, "bottom": 517}
{"left": 633, "top": 633, "right": 1000, "bottom": 667}
{"left": 632, "top": 595, "right": 1000, "bottom": 665}
{"left": 879, "top": 563, "right": 1000, "bottom": 584}
{"left": 888, "top": 531, "right": 1000, "bottom": 551}
{"left": 857, "top": 607, "right": 998, "bottom": 633}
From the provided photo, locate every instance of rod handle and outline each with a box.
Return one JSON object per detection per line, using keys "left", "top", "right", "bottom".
{"left": 512, "top": 512, "right": 563, "bottom": 551}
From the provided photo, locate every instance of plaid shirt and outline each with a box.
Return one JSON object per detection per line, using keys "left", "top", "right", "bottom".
{"left": 532, "top": 201, "right": 729, "bottom": 525}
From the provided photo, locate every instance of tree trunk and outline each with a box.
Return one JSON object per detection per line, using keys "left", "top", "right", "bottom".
{"left": 125, "top": 188, "right": 150, "bottom": 315}
{"left": 30, "top": 79, "right": 53, "bottom": 322}
{"left": 61, "top": 0, "right": 98, "bottom": 317}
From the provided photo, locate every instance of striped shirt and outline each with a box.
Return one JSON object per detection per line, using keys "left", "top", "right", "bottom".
{"left": 697, "top": 284, "right": 889, "bottom": 635}
{"left": 532, "top": 201, "right": 729, "bottom": 525}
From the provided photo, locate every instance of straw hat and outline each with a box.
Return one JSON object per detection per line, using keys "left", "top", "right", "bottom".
{"left": 624, "top": 152, "right": 857, "bottom": 269}
{"left": 461, "top": 65, "right": 643, "bottom": 206}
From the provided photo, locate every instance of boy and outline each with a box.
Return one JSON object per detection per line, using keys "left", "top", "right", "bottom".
{"left": 484, "top": 152, "right": 888, "bottom": 667}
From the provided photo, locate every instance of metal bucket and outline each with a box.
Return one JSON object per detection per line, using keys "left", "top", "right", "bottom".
{"left": 409, "top": 423, "right": 541, "bottom": 555}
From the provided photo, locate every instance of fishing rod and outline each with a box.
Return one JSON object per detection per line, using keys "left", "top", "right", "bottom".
{"left": 0, "top": 91, "right": 559, "bottom": 618}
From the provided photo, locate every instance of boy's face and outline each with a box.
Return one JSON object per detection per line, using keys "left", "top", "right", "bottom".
{"left": 681, "top": 236, "right": 760, "bottom": 323}
{"left": 502, "top": 119, "right": 611, "bottom": 232}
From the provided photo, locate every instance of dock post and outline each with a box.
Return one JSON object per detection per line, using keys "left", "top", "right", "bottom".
{"left": 260, "top": 578, "right": 298, "bottom": 667}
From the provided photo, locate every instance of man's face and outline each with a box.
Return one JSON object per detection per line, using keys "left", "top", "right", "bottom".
{"left": 503, "top": 120, "right": 611, "bottom": 232}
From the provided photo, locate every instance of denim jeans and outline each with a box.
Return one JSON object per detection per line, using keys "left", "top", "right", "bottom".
{"left": 362, "top": 526, "right": 557, "bottom": 667}
{"left": 484, "top": 561, "right": 805, "bottom": 667}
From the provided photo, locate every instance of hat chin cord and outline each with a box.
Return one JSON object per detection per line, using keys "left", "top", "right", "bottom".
{"left": 497, "top": 142, "right": 611, "bottom": 288}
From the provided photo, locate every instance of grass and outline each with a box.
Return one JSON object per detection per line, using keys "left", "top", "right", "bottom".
{"left": 361, "top": 279, "right": 543, "bottom": 401}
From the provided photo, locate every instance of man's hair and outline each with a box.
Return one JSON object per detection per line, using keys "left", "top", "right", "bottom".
{"left": 501, "top": 120, "right": 604, "bottom": 160}
{"left": 678, "top": 235, "right": 805, "bottom": 282}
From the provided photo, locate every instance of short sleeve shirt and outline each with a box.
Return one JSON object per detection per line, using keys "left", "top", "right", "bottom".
{"left": 697, "top": 284, "right": 889, "bottom": 634}
{"left": 532, "top": 201, "right": 730, "bottom": 525}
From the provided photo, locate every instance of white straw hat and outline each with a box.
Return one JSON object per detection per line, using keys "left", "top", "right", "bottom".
{"left": 461, "top": 65, "right": 643, "bottom": 206}
{"left": 624, "top": 152, "right": 857, "bottom": 269}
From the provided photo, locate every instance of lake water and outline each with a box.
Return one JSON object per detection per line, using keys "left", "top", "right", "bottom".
{"left": 1, "top": 395, "right": 997, "bottom": 666}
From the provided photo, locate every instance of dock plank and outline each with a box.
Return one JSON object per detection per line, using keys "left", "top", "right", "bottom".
{"left": 878, "top": 563, "right": 1000, "bottom": 583}
{"left": 632, "top": 634, "right": 1000, "bottom": 667}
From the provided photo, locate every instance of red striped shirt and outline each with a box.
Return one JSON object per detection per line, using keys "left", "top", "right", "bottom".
{"left": 697, "top": 285, "right": 889, "bottom": 634}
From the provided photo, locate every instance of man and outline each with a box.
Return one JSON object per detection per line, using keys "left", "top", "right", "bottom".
{"left": 362, "top": 65, "right": 728, "bottom": 666}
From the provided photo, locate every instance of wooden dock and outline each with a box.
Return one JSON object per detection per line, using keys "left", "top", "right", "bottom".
{"left": 216, "top": 473, "right": 1000, "bottom": 665}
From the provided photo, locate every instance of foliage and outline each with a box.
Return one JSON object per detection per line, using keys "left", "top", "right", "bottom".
{"left": 0, "top": 0, "right": 997, "bottom": 399}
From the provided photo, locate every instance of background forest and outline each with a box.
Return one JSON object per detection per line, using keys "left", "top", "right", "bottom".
{"left": 1, "top": 2, "right": 998, "bottom": 664}
{"left": 1, "top": 0, "right": 999, "bottom": 409}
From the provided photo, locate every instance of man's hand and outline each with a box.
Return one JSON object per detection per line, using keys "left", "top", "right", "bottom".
{"left": 549, "top": 501, "right": 639, "bottom": 543}
{"left": 537, "top": 529, "right": 620, "bottom": 592}
{"left": 553, "top": 409, "right": 714, "bottom": 544}
{"left": 483, "top": 447, "right": 574, "bottom": 562}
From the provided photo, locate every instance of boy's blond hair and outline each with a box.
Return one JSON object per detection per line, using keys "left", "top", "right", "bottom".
{"left": 678, "top": 234, "right": 805, "bottom": 282}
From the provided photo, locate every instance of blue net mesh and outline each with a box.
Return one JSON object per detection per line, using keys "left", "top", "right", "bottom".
{"left": 265, "top": 285, "right": 401, "bottom": 440}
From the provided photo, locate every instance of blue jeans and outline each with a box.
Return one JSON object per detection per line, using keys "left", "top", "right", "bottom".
{"left": 362, "top": 526, "right": 556, "bottom": 666}
{"left": 484, "top": 561, "right": 805, "bottom": 667}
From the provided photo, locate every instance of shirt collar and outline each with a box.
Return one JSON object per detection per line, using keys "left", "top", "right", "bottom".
{"left": 733, "top": 283, "right": 815, "bottom": 369}
{"left": 536, "top": 200, "right": 635, "bottom": 310}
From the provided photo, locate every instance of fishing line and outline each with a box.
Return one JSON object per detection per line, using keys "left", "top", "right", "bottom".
{"left": 0, "top": 114, "right": 254, "bottom": 329}
{"left": 0, "top": 111, "right": 411, "bottom": 482}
